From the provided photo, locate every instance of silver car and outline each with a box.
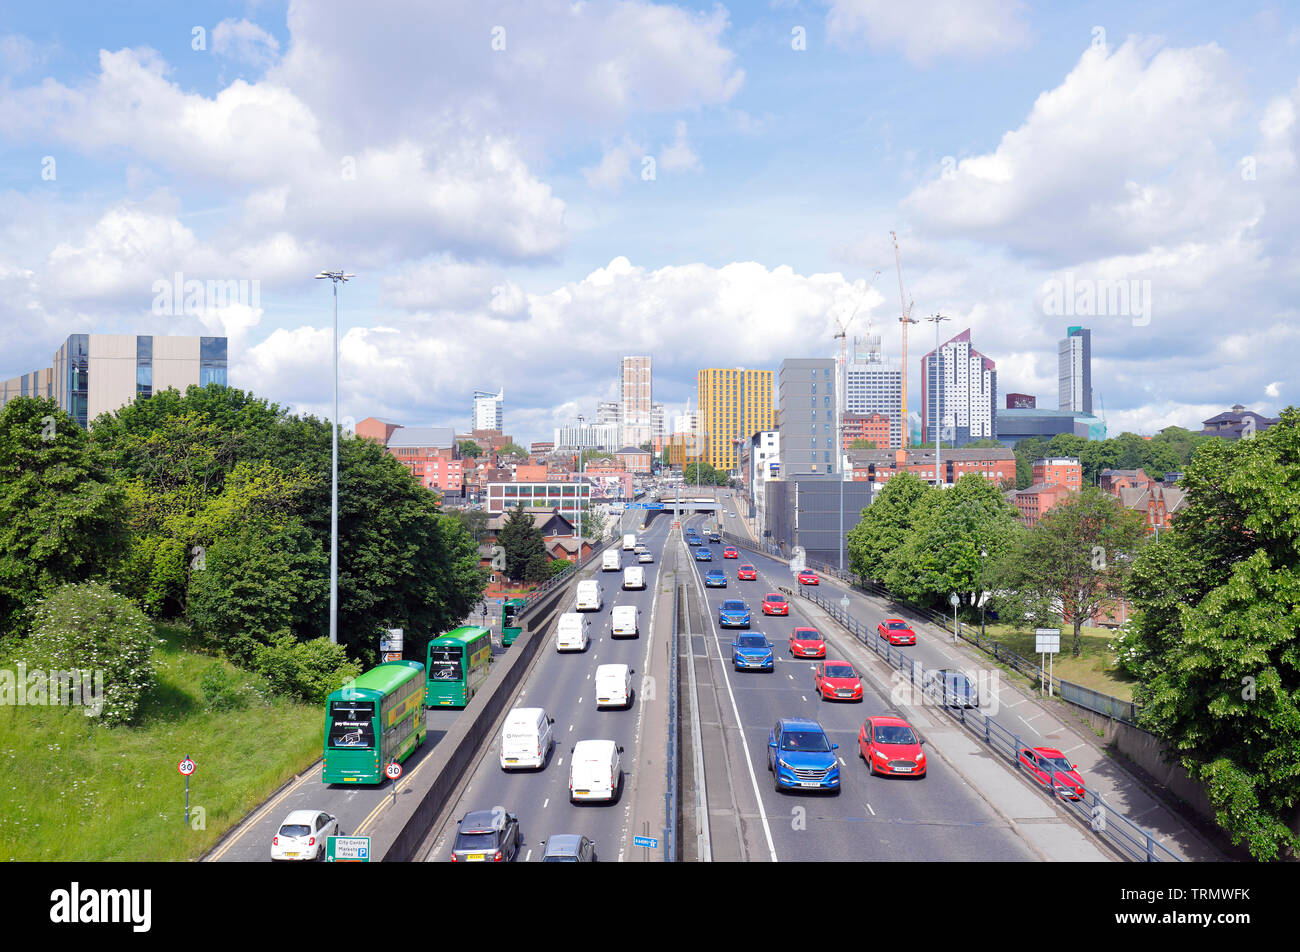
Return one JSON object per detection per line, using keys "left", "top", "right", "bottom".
{"left": 541, "top": 834, "right": 596, "bottom": 862}
{"left": 925, "top": 668, "right": 979, "bottom": 708}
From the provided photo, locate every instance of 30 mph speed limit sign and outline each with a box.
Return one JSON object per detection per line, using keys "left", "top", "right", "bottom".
{"left": 385, "top": 762, "right": 402, "bottom": 780}
{"left": 177, "top": 757, "right": 195, "bottom": 776}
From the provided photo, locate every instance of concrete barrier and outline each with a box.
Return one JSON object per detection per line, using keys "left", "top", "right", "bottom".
{"left": 380, "top": 541, "right": 608, "bottom": 862}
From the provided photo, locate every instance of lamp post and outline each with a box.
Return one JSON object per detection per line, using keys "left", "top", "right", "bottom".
{"left": 980, "top": 545, "right": 988, "bottom": 639}
{"left": 925, "top": 314, "right": 951, "bottom": 487}
{"left": 576, "top": 414, "right": 585, "bottom": 543}
{"left": 838, "top": 422, "right": 847, "bottom": 574}
{"left": 314, "top": 269, "right": 354, "bottom": 645}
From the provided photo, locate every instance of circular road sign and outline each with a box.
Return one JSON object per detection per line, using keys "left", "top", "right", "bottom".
{"left": 177, "top": 757, "right": 195, "bottom": 776}
{"left": 385, "top": 762, "right": 403, "bottom": 781}
{"left": 949, "top": 592, "right": 961, "bottom": 607}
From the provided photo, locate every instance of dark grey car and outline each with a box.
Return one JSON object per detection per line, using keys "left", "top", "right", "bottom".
{"left": 451, "top": 809, "right": 521, "bottom": 862}
{"left": 925, "top": 669, "right": 979, "bottom": 708}
{"left": 540, "top": 834, "right": 596, "bottom": 862}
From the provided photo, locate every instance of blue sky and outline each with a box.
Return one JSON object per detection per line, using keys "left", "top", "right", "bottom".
{"left": 2, "top": 0, "right": 1298, "bottom": 445}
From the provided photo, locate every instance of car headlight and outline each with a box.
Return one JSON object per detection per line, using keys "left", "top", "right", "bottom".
{"left": 874, "top": 749, "right": 888, "bottom": 760}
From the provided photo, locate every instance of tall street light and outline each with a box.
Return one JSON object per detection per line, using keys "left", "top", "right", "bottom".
{"left": 925, "top": 314, "right": 951, "bottom": 488}
{"left": 838, "top": 422, "right": 848, "bottom": 574}
{"left": 576, "top": 414, "right": 585, "bottom": 543}
{"left": 315, "top": 269, "right": 354, "bottom": 645}
{"left": 980, "top": 544, "right": 988, "bottom": 639}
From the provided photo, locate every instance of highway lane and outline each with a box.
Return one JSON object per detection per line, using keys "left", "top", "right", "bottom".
{"left": 681, "top": 511, "right": 1035, "bottom": 862}
{"left": 420, "top": 511, "right": 673, "bottom": 862}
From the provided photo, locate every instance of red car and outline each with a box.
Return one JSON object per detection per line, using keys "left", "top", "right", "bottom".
{"left": 737, "top": 564, "right": 757, "bottom": 580}
{"left": 815, "top": 660, "right": 862, "bottom": 701}
{"left": 877, "top": 618, "right": 916, "bottom": 646}
{"left": 1019, "top": 747, "right": 1085, "bottom": 800}
{"left": 723, "top": 547, "right": 739, "bottom": 559}
{"left": 797, "top": 570, "right": 819, "bottom": 586}
{"left": 859, "top": 715, "right": 926, "bottom": 777}
{"left": 761, "top": 593, "right": 789, "bottom": 616}
{"left": 788, "top": 627, "right": 826, "bottom": 658}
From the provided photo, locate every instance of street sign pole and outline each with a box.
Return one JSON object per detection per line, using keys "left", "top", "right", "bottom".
{"left": 177, "top": 756, "right": 195, "bottom": 827}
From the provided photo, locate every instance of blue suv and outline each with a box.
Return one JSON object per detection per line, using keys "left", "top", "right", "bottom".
{"left": 767, "top": 718, "right": 840, "bottom": 794}
{"left": 685, "top": 533, "right": 701, "bottom": 546}
{"left": 695, "top": 546, "right": 713, "bottom": 561}
{"left": 704, "top": 569, "right": 727, "bottom": 588}
{"left": 731, "top": 633, "right": 774, "bottom": 671}
{"left": 718, "top": 599, "right": 750, "bottom": 628}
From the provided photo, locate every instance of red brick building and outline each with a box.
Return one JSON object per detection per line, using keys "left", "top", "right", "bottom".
{"left": 1013, "top": 482, "right": 1074, "bottom": 528}
{"left": 842, "top": 413, "right": 891, "bottom": 451}
{"left": 1032, "top": 457, "right": 1083, "bottom": 492}
{"left": 356, "top": 417, "right": 463, "bottom": 494}
{"left": 849, "top": 447, "right": 1016, "bottom": 487}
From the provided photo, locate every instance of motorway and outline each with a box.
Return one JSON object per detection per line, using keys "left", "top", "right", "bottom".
{"left": 676, "top": 499, "right": 1036, "bottom": 861}
{"left": 417, "top": 506, "right": 674, "bottom": 862}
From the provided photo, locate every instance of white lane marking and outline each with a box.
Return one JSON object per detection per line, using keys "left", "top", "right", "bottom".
{"left": 557, "top": 758, "right": 563, "bottom": 767}
{"left": 525, "top": 849, "right": 532, "bottom": 862}
{"left": 866, "top": 803, "right": 876, "bottom": 816}
{"left": 569, "top": 724, "right": 574, "bottom": 731}
{"left": 838, "top": 757, "right": 846, "bottom": 767}
{"left": 801, "top": 695, "right": 807, "bottom": 703}
{"left": 787, "top": 674, "right": 794, "bottom": 680}
{"left": 1063, "top": 743, "right": 1084, "bottom": 754}
{"left": 577, "top": 696, "right": 583, "bottom": 704}
{"left": 543, "top": 799, "right": 549, "bottom": 809}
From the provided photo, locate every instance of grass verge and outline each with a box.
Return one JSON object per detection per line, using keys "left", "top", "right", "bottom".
{"left": 0, "top": 622, "right": 321, "bottom": 861}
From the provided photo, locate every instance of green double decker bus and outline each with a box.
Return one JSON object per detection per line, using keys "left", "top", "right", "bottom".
{"left": 323, "top": 660, "right": 426, "bottom": 784}
{"left": 502, "top": 598, "right": 526, "bottom": 647}
{"left": 426, "top": 626, "right": 492, "bottom": 707}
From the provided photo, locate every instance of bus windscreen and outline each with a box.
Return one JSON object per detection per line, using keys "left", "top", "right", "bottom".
{"left": 328, "top": 700, "right": 375, "bottom": 748}
{"left": 428, "top": 647, "right": 463, "bottom": 681}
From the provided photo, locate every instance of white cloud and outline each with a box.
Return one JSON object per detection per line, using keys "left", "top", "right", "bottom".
{"left": 212, "top": 19, "right": 281, "bottom": 69}
{"left": 659, "top": 120, "right": 701, "bottom": 173}
{"left": 826, "top": 0, "right": 1030, "bottom": 64}
{"left": 582, "top": 138, "right": 643, "bottom": 193}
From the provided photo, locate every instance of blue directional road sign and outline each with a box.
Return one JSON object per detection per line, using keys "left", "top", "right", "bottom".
{"left": 625, "top": 503, "right": 664, "bottom": 510}
{"left": 633, "top": 835, "right": 659, "bottom": 848}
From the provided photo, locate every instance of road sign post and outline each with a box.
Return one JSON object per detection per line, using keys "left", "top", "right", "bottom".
{"left": 326, "top": 835, "right": 371, "bottom": 862}
{"left": 949, "top": 592, "right": 960, "bottom": 643}
{"left": 1035, "top": 628, "right": 1060, "bottom": 697}
{"left": 177, "top": 756, "right": 195, "bottom": 827}
{"left": 386, "top": 761, "right": 402, "bottom": 806}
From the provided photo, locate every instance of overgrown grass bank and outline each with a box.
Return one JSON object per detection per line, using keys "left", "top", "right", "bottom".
{"left": 978, "top": 622, "right": 1135, "bottom": 700}
{"left": 0, "top": 623, "right": 322, "bottom": 861}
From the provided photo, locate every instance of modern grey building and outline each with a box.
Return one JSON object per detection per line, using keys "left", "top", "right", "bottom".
{"left": 1058, "top": 326, "right": 1092, "bottom": 413}
{"left": 996, "top": 408, "right": 1106, "bottom": 444}
{"left": 764, "top": 475, "right": 876, "bottom": 568}
{"left": 779, "top": 358, "right": 839, "bottom": 475}
{"left": 2, "top": 334, "right": 228, "bottom": 427}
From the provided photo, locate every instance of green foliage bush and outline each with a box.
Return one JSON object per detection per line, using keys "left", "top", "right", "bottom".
{"left": 252, "top": 632, "right": 360, "bottom": 705}
{"left": 20, "top": 581, "right": 159, "bottom": 726}
{"left": 199, "top": 661, "right": 251, "bottom": 712}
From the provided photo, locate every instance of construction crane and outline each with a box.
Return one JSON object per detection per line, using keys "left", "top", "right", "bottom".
{"left": 892, "top": 231, "right": 918, "bottom": 448}
{"left": 831, "top": 271, "right": 880, "bottom": 473}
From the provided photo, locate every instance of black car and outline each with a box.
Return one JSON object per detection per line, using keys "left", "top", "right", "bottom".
{"left": 708, "top": 532, "right": 721, "bottom": 543}
{"left": 450, "top": 809, "right": 521, "bottom": 862}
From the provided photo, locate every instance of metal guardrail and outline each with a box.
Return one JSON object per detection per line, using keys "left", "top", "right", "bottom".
{"left": 720, "top": 530, "right": 1144, "bottom": 728}
{"left": 796, "top": 586, "right": 1181, "bottom": 862}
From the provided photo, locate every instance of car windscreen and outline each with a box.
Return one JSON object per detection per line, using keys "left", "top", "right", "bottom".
{"left": 278, "top": 824, "right": 311, "bottom": 837}
{"left": 453, "top": 831, "right": 497, "bottom": 851}
{"left": 824, "top": 664, "right": 855, "bottom": 678}
{"left": 873, "top": 725, "right": 917, "bottom": 745}
{"left": 780, "top": 730, "right": 831, "bottom": 752}
{"left": 737, "top": 635, "right": 767, "bottom": 648}
{"left": 767, "top": 595, "right": 785, "bottom": 603}
{"left": 793, "top": 630, "right": 822, "bottom": 640}
{"left": 1042, "top": 756, "right": 1074, "bottom": 774}
{"left": 721, "top": 601, "right": 746, "bottom": 611}
{"left": 888, "top": 621, "right": 909, "bottom": 629}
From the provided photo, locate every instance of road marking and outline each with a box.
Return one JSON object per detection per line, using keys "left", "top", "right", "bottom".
{"left": 801, "top": 695, "right": 807, "bottom": 702}
{"left": 838, "top": 757, "right": 846, "bottom": 767}
{"left": 866, "top": 802, "right": 876, "bottom": 816}
{"left": 1063, "top": 743, "right": 1084, "bottom": 754}
{"left": 207, "top": 763, "right": 320, "bottom": 861}
{"left": 569, "top": 724, "right": 574, "bottom": 731}
{"left": 543, "top": 798, "right": 549, "bottom": 809}
{"left": 525, "top": 849, "right": 532, "bottom": 862}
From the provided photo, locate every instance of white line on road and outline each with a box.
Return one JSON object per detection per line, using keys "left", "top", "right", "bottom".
{"left": 543, "top": 799, "right": 549, "bottom": 809}
{"left": 525, "top": 849, "right": 532, "bottom": 862}
{"left": 866, "top": 803, "right": 876, "bottom": 816}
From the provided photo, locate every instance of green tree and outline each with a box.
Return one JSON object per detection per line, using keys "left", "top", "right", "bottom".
{"left": 884, "top": 474, "right": 1021, "bottom": 611}
{"left": 995, "top": 487, "right": 1146, "bottom": 656}
{"left": 446, "top": 507, "right": 490, "bottom": 543}
{"left": 497, "top": 441, "right": 527, "bottom": 458}
{"left": 577, "top": 501, "right": 606, "bottom": 540}
{"left": 498, "top": 503, "right": 545, "bottom": 582}
{"left": 845, "top": 471, "right": 934, "bottom": 583}
{"left": 0, "top": 398, "right": 128, "bottom": 636}
{"left": 1124, "top": 410, "right": 1300, "bottom": 860}
{"left": 458, "top": 439, "right": 483, "bottom": 458}
{"left": 1012, "top": 436, "right": 1049, "bottom": 489}
{"left": 848, "top": 439, "right": 876, "bottom": 450}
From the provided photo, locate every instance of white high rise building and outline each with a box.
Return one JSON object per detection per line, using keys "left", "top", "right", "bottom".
{"left": 842, "top": 334, "right": 903, "bottom": 449}
{"left": 920, "top": 328, "right": 997, "bottom": 447}
{"left": 472, "top": 388, "right": 503, "bottom": 431}
{"left": 1058, "top": 326, "right": 1092, "bottom": 413}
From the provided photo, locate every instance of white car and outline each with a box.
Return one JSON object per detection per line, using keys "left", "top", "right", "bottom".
{"left": 271, "top": 809, "right": 339, "bottom": 861}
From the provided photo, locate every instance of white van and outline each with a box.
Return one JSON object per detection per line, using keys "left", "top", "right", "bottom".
{"left": 622, "top": 534, "right": 637, "bottom": 551}
{"left": 555, "top": 612, "right": 590, "bottom": 652}
{"left": 610, "top": 604, "right": 639, "bottom": 638}
{"left": 575, "top": 580, "right": 602, "bottom": 612}
{"left": 622, "top": 567, "right": 646, "bottom": 591}
{"left": 499, "top": 707, "right": 555, "bottom": 770}
{"left": 595, "top": 664, "right": 633, "bottom": 709}
{"left": 569, "top": 739, "right": 623, "bottom": 803}
{"left": 602, "top": 550, "right": 621, "bottom": 572}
